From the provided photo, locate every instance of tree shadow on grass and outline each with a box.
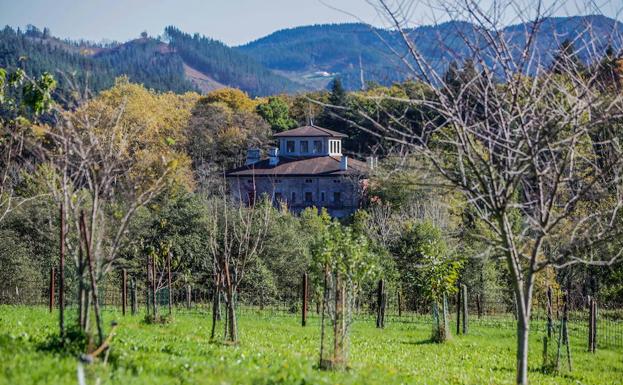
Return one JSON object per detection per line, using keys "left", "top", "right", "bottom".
{"left": 399, "top": 338, "right": 438, "bottom": 346}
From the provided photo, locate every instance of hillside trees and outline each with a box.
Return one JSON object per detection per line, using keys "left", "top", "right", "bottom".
{"left": 256, "top": 96, "right": 297, "bottom": 132}
{"left": 186, "top": 89, "right": 271, "bottom": 188}
{"left": 164, "top": 26, "right": 300, "bottom": 96}
{"left": 0, "top": 67, "right": 56, "bottom": 224}
{"left": 339, "top": 1, "right": 623, "bottom": 383}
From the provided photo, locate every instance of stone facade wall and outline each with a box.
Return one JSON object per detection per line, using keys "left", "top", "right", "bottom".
{"left": 229, "top": 175, "right": 365, "bottom": 218}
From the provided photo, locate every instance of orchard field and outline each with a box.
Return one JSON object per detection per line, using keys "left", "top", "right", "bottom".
{"left": 1, "top": 306, "right": 621, "bottom": 385}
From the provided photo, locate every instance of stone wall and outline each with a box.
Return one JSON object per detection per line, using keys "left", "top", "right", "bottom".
{"left": 229, "top": 175, "right": 365, "bottom": 218}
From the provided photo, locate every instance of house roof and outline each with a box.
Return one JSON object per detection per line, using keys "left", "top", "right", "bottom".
{"left": 226, "top": 155, "right": 369, "bottom": 177}
{"left": 272, "top": 125, "right": 347, "bottom": 138}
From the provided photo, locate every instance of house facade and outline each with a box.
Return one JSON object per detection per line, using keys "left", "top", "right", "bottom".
{"left": 226, "top": 125, "right": 370, "bottom": 218}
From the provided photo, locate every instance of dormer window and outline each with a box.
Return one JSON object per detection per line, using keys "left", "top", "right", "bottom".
{"left": 300, "top": 141, "right": 309, "bottom": 153}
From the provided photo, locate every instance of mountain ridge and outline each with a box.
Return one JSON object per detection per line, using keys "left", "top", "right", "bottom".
{"left": 1, "top": 15, "right": 621, "bottom": 97}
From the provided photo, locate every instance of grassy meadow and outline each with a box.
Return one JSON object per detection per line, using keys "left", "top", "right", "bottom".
{"left": 0, "top": 306, "right": 621, "bottom": 385}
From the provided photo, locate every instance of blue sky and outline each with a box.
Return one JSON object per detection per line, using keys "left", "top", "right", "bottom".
{"left": 0, "top": 0, "right": 620, "bottom": 46}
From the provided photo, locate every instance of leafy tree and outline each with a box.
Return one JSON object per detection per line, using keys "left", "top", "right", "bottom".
{"left": 393, "top": 220, "right": 462, "bottom": 341}
{"left": 0, "top": 67, "right": 56, "bottom": 224}
{"left": 311, "top": 217, "right": 378, "bottom": 369}
{"left": 0, "top": 229, "right": 40, "bottom": 303}
{"left": 256, "top": 96, "right": 297, "bottom": 132}
{"left": 186, "top": 93, "right": 271, "bottom": 189}
{"left": 202, "top": 88, "right": 257, "bottom": 112}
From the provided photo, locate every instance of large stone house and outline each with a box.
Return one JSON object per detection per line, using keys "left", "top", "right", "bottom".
{"left": 226, "top": 125, "right": 371, "bottom": 218}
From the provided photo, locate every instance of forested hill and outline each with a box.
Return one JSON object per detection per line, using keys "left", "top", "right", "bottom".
{"left": 0, "top": 25, "right": 302, "bottom": 98}
{"left": 237, "top": 15, "right": 623, "bottom": 89}
{"left": 1, "top": 16, "right": 621, "bottom": 97}
{"left": 163, "top": 27, "right": 301, "bottom": 96}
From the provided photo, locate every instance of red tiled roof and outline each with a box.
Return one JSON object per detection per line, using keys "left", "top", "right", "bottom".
{"left": 226, "top": 156, "right": 369, "bottom": 177}
{"left": 273, "top": 125, "right": 347, "bottom": 138}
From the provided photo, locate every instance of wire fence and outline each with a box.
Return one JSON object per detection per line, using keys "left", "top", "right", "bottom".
{"left": 1, "top": 277, "right": 622, "bottom": 350}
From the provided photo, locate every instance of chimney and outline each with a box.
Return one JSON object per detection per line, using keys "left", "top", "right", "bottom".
{"left": 340, "top": 155, "right": 348, "bottom": 171}
{"left": 269, "top": 147, "right": 279, "bottom": 166}
{"left": 367, "top": 156, "right": 378, "bottom": 170}
{"left": 245, "top": 148, "right": 261, "bottom": 165}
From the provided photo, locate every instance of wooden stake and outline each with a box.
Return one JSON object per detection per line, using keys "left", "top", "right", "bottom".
{"left": 59, "top": 203, "right": 65, "bottom": 337}
{"left": 590, "top": 299, "right": 597, "bottom": 352}
{"left": 547, "top": 287, "right": 553, "bottom": 339}
{"left": 456, "top": 282, "right": 461, "bottom": 335}
{"left": 122, "top": 269, "right": 127, "bottom": 316}
{"left": 186, "top": 284, "right": 191, "bottom": 309}
{"left": 130, "top": 278, "right": 137, "bottom": 315}
{"left": 302, "top": 272, "right": 308, "bottom": 327}
{"left": 376, "top": 279, "right": 385, "bottom": 328}
{"left": 167, "top": 251, "right": 172, "bottom": 316}
{"left": 146, "top": 256, "right": 151, "bottom": 315}
{"left": 151, "top": 254, "right": 157, "bottom": 318}
{"left": 462, "top": 284, "right": 468, "bottom": 335}
{"left": 49, "top": 267, "right": 55, "bottom": 313}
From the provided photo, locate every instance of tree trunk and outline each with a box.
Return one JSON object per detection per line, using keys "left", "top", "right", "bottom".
{"left": 222, "top": 261, "right": 237, "bottom": 342}
{"left": 226, "top": 294, "right": 237, "bottom": 342}
{"left": 333, "top": 273, "right": 345, "bottom": 368}
{"left": 210, "top": 284, "right": 220, "bottom": 340}
{"left": 516, "top": 316, "right": 530, "bottom": 385}
{"left": 81, "top": 212, "right": 104, "bottom": 346}
{"left": 513, "top": 278, "right": 534, "bottom": 385}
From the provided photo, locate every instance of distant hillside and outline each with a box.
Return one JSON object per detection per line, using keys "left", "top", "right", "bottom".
{"left": 1, "top": 16, "right": 621, "bottom": 97}
{"left": 163, "top": 26, "right": 302, "bottom": 96}
{"left": 237, "top": 15, "right": 623, "bottom": 89}
{"left": 236, "top": 23, "right": 403, "bottom": 90}
{"left": 0, "top": 25, "right": 303, "bottom": 98}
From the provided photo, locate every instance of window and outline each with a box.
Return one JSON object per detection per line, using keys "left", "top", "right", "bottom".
{"left": 333, "top": 179, "right": 341, "bottom": 184}
{"left": 286, "top": 140, "right": 295, "bottom": 153}
{"left": 305, "top": 179, "right": 313, "bottom": 183}
{"left": 320, "top": 192, "right": 325, "bottom": 201}
{"left": 329, "top": 140, "right": 334, "bottom": 153}
{"left": 304, "top": 192, "right": 313, "bottom": 202}
{"left": 300, "top": 141, "right": 309, "bottom": 153}
{"left": 333, "top": 192, "right": 341, "bottom": 203}
{"left": 313, "top": 140, "right": 322, "bottom": 154}
{"left": 275, "top": 179, "right": 282, "bottom": 184}
{"left": 291, "top": 191, "right": 296, "bottom": 203}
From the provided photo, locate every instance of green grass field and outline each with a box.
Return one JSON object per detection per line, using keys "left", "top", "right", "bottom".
{"left": 0, "top": 306, "right": 621, "bottom": 385}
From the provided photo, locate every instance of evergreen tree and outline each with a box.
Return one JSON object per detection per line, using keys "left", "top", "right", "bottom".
{"left": 550, "top": 39, "right": 586, "bottom": 75}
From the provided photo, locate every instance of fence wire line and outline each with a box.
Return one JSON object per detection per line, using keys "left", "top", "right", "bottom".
{"left": 2, "top": 280, "right": 622, "bottom": 349}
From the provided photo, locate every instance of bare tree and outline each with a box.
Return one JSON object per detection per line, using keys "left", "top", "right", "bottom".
{"left": 205, "top": 190, "right": 271, "bottom": 343}
{"left": 42, "top": 94, "right": 182, "bottom": 343}
{"left": 320, "top": 1, "right": 623, "bottom": 383}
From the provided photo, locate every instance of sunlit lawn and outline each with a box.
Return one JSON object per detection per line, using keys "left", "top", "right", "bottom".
{"left": 0, "top": 305, "right": 621, "bottom": 385}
